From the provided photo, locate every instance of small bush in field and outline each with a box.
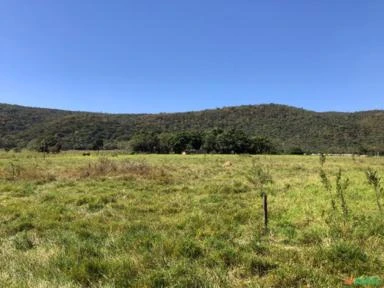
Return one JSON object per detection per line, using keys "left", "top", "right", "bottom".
{"left": 319, "top": 154, "right": 349, "bottom": 222}
{"left": 366, "top": 168, "right": 383, "bottom": 213}
{"left": 246, "top": 160, "right": 273, "bottom": 195}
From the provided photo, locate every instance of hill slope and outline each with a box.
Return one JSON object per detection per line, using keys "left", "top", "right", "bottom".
{"left": 1, "top": 103, "right": 383, "bottom": 153}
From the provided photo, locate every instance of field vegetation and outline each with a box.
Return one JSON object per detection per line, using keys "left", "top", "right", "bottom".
{"left": 0, "top": 151, "right": 384, "bottom": 287}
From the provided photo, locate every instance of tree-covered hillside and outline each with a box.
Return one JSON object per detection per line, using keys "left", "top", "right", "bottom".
{"left": 1, "top": 103, "right": 383, "bottom": 153}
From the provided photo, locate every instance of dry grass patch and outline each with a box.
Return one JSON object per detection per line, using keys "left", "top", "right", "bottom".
{"left": 0, "top": 161, "right": 56, "bottom": 183}
{"left": 72, "top": 157, "right": 174, "bottom": 183}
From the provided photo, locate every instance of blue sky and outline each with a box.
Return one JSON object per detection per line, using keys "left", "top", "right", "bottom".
{"left": 0, "top": 0, "right": 383, "bottom": 113}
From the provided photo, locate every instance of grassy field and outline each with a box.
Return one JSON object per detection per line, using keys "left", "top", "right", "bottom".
{"left": 0, "top": 151, "right": 383, "bottom": 287}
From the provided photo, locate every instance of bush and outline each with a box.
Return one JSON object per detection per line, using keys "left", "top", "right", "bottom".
{"left": 289, "top": 147, "right": 305, "bottom": 155}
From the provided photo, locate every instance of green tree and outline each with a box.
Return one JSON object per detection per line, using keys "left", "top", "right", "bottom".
{"left": 39, "top": 136, "right": 59, "bottom": 153}
{"left": 202, "top": 128, "right": 222, "bottom": 153}
{"left": 215, "top": 129, "right": 250, "bottom": 154}
{"left": 249, "top": 137, "right": 275, "bottom": 154}
{"left": 170, "top": 133, "right": 191, "bottom": 154}
{"left": 158, "top": 133, "right": 173, "bottom": 154}
{"left": 130, "top": 133, "right": 159, "bottom": 153}
{"left": 92, "top": 138, "right": 104, "bottom": 151}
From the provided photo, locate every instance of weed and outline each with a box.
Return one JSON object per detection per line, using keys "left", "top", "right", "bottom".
{"left": 319, "top": 169, "right": 335, "bottom": 210}
{"left": 335, "top": 168, "right": 349, "bottom": 221}
{"left": 366, "top": 168, "right": 383, "bottom": 213}
{"left": 246, "top": 160, "right": 273, "bottom": 195}
{"left": 320, "top": 161, "right": 349, "bottom": 223}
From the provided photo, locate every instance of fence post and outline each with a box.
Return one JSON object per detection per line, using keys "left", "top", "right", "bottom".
{"left": 262, "top": 192, "right": 268, "bottom": 233}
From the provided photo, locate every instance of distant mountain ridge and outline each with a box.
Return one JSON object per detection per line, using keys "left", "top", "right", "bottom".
{"left": 1, "top": 103, "right": 383, "bottom": 153}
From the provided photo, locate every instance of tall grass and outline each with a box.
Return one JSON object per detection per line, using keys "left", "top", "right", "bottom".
{"left": 0, "top": 152, "right": 383, "bottom": 287}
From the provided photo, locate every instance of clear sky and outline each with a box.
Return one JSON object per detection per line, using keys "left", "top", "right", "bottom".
{"left": 0, "top": 0, "right": 383, "bottom": 113}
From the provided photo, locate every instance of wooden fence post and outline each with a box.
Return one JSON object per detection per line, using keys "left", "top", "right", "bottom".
{"left": 262, "top": 192, "right": 268, "bottom": 233}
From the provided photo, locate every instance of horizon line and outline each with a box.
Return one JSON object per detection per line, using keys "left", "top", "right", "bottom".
{"left": 1, "top": 101, "right": 383, "bottom": 115}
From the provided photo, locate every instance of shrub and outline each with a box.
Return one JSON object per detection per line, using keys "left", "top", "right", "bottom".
{"left": 366, "top": 168, "right": 383, "bottom": 213}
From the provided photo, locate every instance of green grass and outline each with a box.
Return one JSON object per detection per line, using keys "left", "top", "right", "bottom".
{"left": 0, "top": 151, "right": 384, "bottom": 287}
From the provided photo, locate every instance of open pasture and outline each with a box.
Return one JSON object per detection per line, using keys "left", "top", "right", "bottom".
{"left": 0, "top": 151, "right": 383, "bottom": 287}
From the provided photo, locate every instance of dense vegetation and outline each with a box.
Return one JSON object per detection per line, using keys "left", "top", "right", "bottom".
{"left": 130, "top": 130, "right": 275, "bottom": 154}
{"left": 1, "top": 151, "right": 384, "bottom": 287}
{"left": 1, "top": 103, "right": 384, "bottom": 154}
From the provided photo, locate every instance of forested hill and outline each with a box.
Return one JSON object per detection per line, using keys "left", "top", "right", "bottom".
{"left": 1, "top": 103, "right": 383, "bottom": 153}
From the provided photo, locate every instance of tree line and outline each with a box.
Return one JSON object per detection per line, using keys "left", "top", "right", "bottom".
{"left": 130, "top": 129, "right": 276, "bottom": 154}
{"left": 2, "top": 103, "right": 384, "bottom": 154}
